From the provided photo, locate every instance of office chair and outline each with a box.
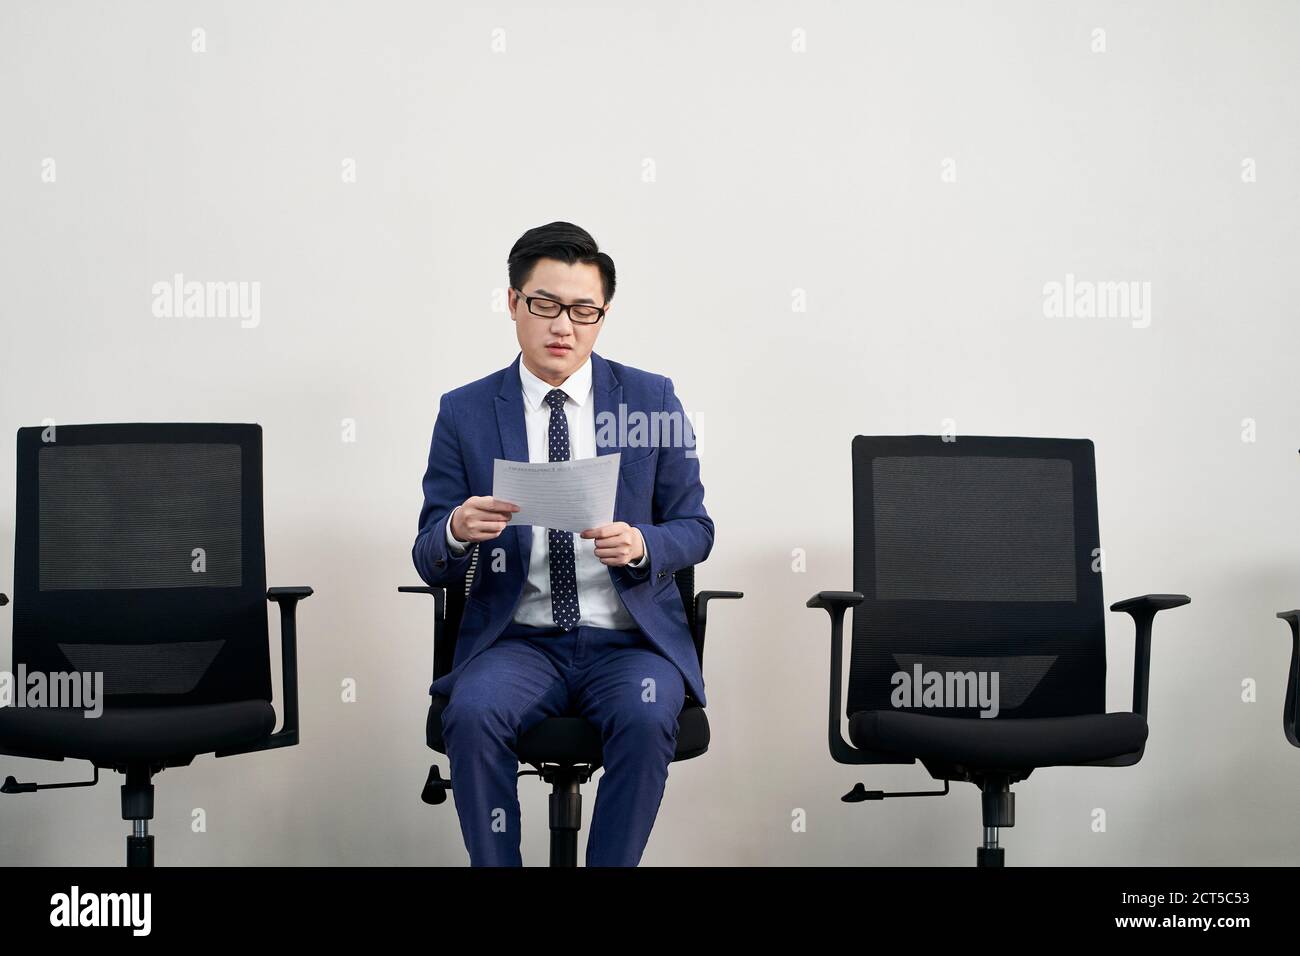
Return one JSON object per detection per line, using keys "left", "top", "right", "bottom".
{"left": 401, "top": 550, "right": 740, "bottom": 866}
{"left": 0, "top": 423, "right": 311, "bottom": 866}
{"left": 1278, "top": 451, "right": 1300, "bottom": 747}
{"left": 807, "top": 436, "right": 1188, "bottom": 866}
{"left": 1281, "top": 610, "right": 1300, "bottom": 748}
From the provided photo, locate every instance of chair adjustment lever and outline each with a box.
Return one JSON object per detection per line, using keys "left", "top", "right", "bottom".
{"left": 841, "top": 780, "right": 951, "bottom": 803}
{"left": 2, "top": 766, "right": 100, "bottom": 794}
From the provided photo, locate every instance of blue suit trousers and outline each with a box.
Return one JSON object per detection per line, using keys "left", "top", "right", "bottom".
{"left": 440, "top": 619, "right": 687, "bottom": 866}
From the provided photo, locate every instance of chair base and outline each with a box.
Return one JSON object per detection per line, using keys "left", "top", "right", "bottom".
{"left": 424, "top": 759, "right": 601, "bottom": 866}
{"left": 534, "top": 763, "right": 597, "bottom": 867}
{"left": 976, "top": 845, "right": 1005, "bottom": 867}
{"left": 122, "top": 764, "right": 156, "bottom": 868}
{"left": 976, "top": 774, "right": 1014, "bottom": 867}
{"left": 127, "top": 834, "right": 154, "bottom": 867}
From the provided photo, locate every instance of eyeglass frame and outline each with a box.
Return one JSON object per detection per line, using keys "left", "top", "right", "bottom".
{"left": 511, "top": 287, "right": 608, "bottom": 325}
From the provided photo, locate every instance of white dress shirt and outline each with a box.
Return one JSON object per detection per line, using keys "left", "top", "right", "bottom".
{"left": 445, "top": 355, "right": 648, "bottom": 629}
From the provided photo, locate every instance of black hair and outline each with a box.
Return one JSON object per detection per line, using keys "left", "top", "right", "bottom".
{"left": 507, "top": 221, "right": 616, "bottom": 304}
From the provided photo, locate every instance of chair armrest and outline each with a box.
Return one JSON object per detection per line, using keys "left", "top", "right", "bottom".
{"left": 806, "top": 590, "right": 907, "bottom": 766}
{"left": 267, "top": 586, "right": 313, "bottom": 601}
{"left": 690, "top": 590, "right": 743, "bottom": 668}
{"left": 216, "top": 586, "right": 314, "bottom": 758}
{"left": 1110, "top": 593, "right": 1190, "bottom": 718}
{"left": 399, "top": 586, "right": 448, "bottom": 685}
{"left": 1278, "top": 611, "right": 1300, "bottom": 746}
{"left": 806, "top": 591, "right": 864, "bottom": 612}
{"left": 1110, "top": 594, "right": 1190, "bottom": 614}
{"left": 399, "top": 585, "right": 445, "bottom": 599}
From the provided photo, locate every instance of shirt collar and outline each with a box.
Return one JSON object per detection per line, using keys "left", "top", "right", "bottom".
{"left": 519, "top": 354, "right": 592, "bottom": 411}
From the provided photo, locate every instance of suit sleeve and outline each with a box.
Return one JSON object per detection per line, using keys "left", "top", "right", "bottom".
{"left": 622, "top": 528, "right": 651, "bottom": 580}
{"left": 412, "top": 392, "right": 476, "bottom": 586}
{"left": 627, "top": 376, "right": 714, "bottom": 585}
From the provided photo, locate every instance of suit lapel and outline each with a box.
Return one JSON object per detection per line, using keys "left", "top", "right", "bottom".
{"left": 592, "top": 351, "right": 624, "bottom": 519}
{"left": 495, "top": 353, "right": 532, "bottom": 570}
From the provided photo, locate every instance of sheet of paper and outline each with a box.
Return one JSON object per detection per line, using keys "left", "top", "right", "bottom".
{"left": 492, "top": 454, "right": 621, "bottom": 533}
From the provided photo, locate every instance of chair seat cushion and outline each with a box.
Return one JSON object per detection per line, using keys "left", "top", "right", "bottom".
{"left": 0, "top": 701, "right": 276, "bottom": 764}
{"left": 426, "top": 694, "right": 709, "bottom": 764}
{"left": 848, "top": 709, "right": 1148, "bottom": 770}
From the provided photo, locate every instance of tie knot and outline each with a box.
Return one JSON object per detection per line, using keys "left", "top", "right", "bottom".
{"left": 544, "top": 388, "right": 569, "bottom": 410}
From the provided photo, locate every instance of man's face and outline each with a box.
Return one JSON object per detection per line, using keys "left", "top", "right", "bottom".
{"left": 511, "top": 258, "right": 608, "bottom": 386}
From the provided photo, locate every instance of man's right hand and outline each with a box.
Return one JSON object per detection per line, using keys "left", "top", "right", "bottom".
{"left": 450, "top": 496, "right": 520, "bottom": 543}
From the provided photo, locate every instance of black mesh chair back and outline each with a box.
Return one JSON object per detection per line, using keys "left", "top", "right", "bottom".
{"left": 847, "top": 435, "right": 1105, "bottom": 721}
{"left": 12, "top": 423, "right": 271, "bottom": 708}
{"left": 809, "top": 434, "right": 1185, "bottom": 866}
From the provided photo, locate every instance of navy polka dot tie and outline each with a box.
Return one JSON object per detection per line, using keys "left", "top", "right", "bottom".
{"left": 544, "top": 388, "right": 581, "bottom": 630}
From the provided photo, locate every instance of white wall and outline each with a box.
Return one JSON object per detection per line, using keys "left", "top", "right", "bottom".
{"left": 1, "top": 0, "right": 1297, "bottom": 865}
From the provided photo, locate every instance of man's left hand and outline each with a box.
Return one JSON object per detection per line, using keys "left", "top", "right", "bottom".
{"left": 581, "top": 522, "right": 645, "bottom": 567}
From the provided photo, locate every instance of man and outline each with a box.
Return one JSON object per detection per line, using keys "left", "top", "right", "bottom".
{"left": 412, "top": 221, "right": 714, "bottom": 866}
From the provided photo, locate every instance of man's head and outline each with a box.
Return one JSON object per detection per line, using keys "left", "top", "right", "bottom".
{"left": 507, "top": 221, "right": 615, "bottom": 386}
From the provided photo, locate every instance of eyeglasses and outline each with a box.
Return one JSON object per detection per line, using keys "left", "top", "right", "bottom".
{"left": 512, "top": 288, "right": 606, "bottom": 324}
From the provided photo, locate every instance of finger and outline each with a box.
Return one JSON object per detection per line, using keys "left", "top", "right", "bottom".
{"left": 467, "top": 497, "right": 514, "bottom": 515}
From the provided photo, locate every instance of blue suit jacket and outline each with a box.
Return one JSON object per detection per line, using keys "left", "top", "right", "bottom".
{"left": 412, "top": 351, "right": 715, "bottom": 706}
